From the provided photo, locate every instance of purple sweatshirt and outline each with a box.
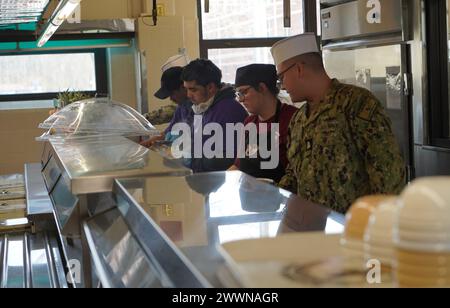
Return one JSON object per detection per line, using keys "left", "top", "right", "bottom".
{"left": 164, "top": 100, "right": 193, "bottom": 135}
{"left": 189, "top": 85, "right": 248, "bottom": 173}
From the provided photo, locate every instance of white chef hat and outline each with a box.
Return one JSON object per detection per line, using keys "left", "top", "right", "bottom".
{"left": 271, "top": 33, "right": 319, "bottom": 66}
{"left": 161, "top": 53, "right": 190, "bottom": 72}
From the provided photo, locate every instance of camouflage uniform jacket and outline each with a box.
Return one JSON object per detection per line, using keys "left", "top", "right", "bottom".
{"left": 144, "top": 104, "right": 177, "bottom": 125}
{"left": 279, "top": 79, "right": 406, "bottom": 214}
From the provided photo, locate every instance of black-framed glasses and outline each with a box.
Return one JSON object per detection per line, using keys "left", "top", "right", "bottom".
{"left": 277, "top": 63, "right": 297, "bottom": 83}
{"left": 235, "top": 86, "right": 253, "bottom": 101}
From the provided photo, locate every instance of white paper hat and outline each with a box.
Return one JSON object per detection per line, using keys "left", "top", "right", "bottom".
{"left": 271, "top": 33, "right": 319, "bottom": 66}
{"left": 161, "top": 53, "right": 190, "bottom": 72}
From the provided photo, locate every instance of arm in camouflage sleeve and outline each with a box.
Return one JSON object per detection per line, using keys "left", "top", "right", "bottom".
{"left": 349, "top": 95, "right": 406, "bottom": 195}
{"left": 278, "top": 162, "right": 298, "bottom": 194}
{"left": 143, "top": 104, "right": 177, "bottom": 125}
{"left": 278, "top": 119, "right": 298, "bottom": 194}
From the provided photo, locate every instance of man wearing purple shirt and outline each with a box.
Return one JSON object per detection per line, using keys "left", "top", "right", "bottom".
{"left": 181, "top": 59, "right": 248, "bottom": 173}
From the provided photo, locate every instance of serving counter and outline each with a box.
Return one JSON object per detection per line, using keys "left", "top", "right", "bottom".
{"left": 83, "top": 172, "right": 344, "bottom": 287}
{"left": 3, "top": 135, "right": 344, "bottom": 288}
{"left": 40, "top": 136, "right": 192, "bottom": 287}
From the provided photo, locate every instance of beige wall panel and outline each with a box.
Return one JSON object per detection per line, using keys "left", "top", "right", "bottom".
{"left": 137, "top": 16, "right": 185, "bottom": 111}
{"left": 157, "top": 0, "right": 176, "bottom": 16}
{"left": 173, "top": 0, "right": 198, "bottom": 18}
{"left": 136, "top": 0, "right": 200, "bottom": 112}
{"left": 80, "top": 0, "right": 130, "bottom": 20}
{"left": 108, "top": 46, "right": 138, "bottom": 109}
{"left": 182, "top": 17, "right": 200, "bottom": 60}
{"left": 0, "top": 109, "right": 48, "bottom": 174}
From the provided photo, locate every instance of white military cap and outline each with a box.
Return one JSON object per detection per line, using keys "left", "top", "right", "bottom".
{"left": 271, "top": 33, "right": 319, "bottom": 66}
{"left": 161, "top": 53, "right": 190, "bottom": 72}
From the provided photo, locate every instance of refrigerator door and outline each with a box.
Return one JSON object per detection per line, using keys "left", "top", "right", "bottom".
{"left": 323, "top": 44, "right": 411, "bottom": 174}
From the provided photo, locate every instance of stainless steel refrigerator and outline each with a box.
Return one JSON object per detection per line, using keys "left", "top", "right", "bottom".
{"left": 320, "top": 0, "right": 413, "bottom": 180}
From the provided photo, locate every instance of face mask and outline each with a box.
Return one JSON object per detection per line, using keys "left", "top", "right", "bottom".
{"left": 192, "top": 96, "right": 214, "bottom": 114}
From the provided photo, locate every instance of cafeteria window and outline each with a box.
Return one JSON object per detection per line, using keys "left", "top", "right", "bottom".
{"left": 447, "top": 0, "right": 450, "bottom": 139}
{"left": 207, "top": 47, "right": 273, "bottom": 84}
{"left": 426, "top": 0, "right": 450, "bottom": 147}
{"left": 198, "top": 0, "right": 314, "bottom": 84}
{"left": 0, "top": 49, "right": 107, "bottom": 109}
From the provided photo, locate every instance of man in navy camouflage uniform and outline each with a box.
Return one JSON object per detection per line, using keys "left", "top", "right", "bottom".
{"left": 271, "top": 33, "right": 406, "bottom": 214}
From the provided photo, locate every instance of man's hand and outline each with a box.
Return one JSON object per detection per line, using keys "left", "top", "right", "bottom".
{"left": 140, "top": 134, "right": 164, "bottom": 148}
{"left": 228, "top": 165, "right": 239, "bottom": 171}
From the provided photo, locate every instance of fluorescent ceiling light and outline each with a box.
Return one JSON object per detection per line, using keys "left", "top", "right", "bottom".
{"left": 37, "top": 0, "right": 81, "bottom": 47}
{"left": 0, "top": 0, "right": 50, "bottom": 25}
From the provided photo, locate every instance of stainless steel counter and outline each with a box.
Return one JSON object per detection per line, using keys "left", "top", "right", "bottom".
{"left": 1, "top": 164, "right": 68, "bottom": 288}
{"left": 42, "top": 136, "right": 192, "bottom": 236}
{"left": 34, "top": 136, "right": 345, "bottom": 288}
{"left": 25, "top": 163, "right": 53, "bottom": 222}
{"left": 46, "top": 136, "right": 192, "bottom": 195}
{"left": 83, "top": 171, "right": 345, "bottom": 288}
{"left": 38, "top": 136, "right": 193, "bottom": 287}
{"left": 0, "top": 231, "right": 67, "bottom": 288}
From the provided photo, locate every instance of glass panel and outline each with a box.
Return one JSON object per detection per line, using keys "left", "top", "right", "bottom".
{"left": 0, "top": 53, "right": 96, "bottom": 95}
{"left": 51, "top": 176, "right": 78, "bottom": 229}
{"left": 218, "top": 221, "right": 280, "bottom": 243}
{"left": 117, "top": 172, "right": 345, "bottom": 287}
{"left": 86, "top": 207, "right": 165, "bottom": 288}
{"left": 208, "top": 47, "right": 273, "bottom": 84}
{"left": 0, "top": 100, "right": 54, "bottom": 110}
{"left": 200, "top": 0, "right": 304, "bottom": 40}
{"left": 323, "top": 45, "right": 408, "bottom": 156}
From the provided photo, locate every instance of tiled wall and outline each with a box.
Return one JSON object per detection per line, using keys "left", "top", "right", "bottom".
{"left": 0, "top": 109, "right": 49, "bottom": 174}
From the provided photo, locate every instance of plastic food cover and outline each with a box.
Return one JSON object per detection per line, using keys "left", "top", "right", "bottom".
{"left": 37, "top": 98, "right": 159, "bottom": 140}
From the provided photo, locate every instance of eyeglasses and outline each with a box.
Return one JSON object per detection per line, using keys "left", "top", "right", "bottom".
{"left": 277, "top": 63, "right": 297, "bottom": 83}
{"left": 235, "top": 86, "right": 253, "bottom": 101}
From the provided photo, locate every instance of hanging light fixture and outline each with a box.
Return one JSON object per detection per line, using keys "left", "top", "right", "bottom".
{"left": 37, "top": 0, "right": 81, "bottom": 47}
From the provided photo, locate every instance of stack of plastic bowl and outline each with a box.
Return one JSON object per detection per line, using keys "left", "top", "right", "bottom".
{"left": 394, "top": 177, "right": 450, "bottom": 287}
{"left": 364, "top": 197, "right": 399, "bottom": 274}
{"left": 341, "top": 195, "right": 392, "bottom": 261}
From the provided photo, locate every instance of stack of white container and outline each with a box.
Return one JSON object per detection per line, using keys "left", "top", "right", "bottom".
{"left": 394, "top": 178, "right": 450, "bottom": 287}
{"left": 341, "top": 195, "right": 392, "bottom": 261}
{"left": 364, "top": 198, "right": 398, "bottom": 274}
{"left": 341, "top": 177, "right": 450, "bottom": 288}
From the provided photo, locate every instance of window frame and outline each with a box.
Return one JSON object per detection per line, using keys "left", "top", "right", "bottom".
{"left": 197, "top": 0, "right": 318, "bottom": 59}
{"left": 426, "top": 0, "right": 450, "bottom": 148}
{"left": 0, "top": 49, "right": 108, "bottom": 102}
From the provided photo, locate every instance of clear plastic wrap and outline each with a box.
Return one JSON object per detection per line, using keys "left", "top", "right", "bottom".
{"left": 37, "top": 98, "right": 159, "bottom": 141}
